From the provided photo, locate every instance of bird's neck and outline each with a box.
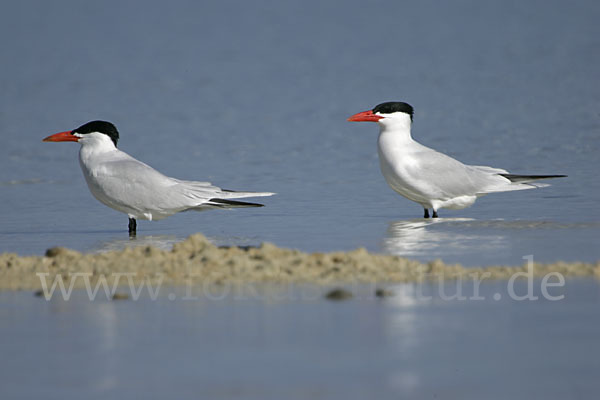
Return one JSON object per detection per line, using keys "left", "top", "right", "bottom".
{"left": 377, "top": 119, "right": 415, "bottom": 150}
{"left": 78, "top": 138, "right": 118, "bottom": 165}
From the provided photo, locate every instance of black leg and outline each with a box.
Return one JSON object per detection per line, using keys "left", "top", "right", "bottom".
{"left": 128, "top": 218, "right": 137, "bottom": 236}
{"left": 423, "top": 209, "right": 430, "bottom": 218}
{"left": 432, "top": 210, "right": 439, "bottom": 218}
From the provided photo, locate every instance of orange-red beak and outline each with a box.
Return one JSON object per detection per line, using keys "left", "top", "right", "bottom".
{"left": 347, "top": 110, "right": 383, "bottom": 122}
{"left": 43, "top": 131, "right": 79, "bottom": 142}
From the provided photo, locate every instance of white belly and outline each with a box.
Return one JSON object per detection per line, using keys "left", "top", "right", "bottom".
{"left": 377, "top": 138, "right": 478, "bottom": 211}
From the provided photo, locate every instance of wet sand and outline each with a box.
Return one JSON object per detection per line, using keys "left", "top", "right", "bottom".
{"left": 1, "top": 233, "right": 598, "bottom": 290}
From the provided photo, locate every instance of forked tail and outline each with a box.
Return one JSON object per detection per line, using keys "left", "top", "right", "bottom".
{"left": 205, "top": 198, "right": 265, "bottom": 208}
{"left": 499, "top": 174, "right": 567, "bottom": 183}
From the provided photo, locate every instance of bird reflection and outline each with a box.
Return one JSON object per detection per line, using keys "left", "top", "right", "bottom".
{"left": 90, "top": 234, "right": 262, "bottom": 254}
{"left": 91, "top": 234, "right": 182, "bottom": 253}
{"left": 383, "top": 218, "right": 505, "bottom": 258}
{"left": 381, "top": 284, "right": 423, "bottom": 394}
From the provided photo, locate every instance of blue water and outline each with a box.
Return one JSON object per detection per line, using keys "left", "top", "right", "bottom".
{"left": 1, "top": 0, "right": 599, "bottom": 265}
{"left": 1, "top": 280, "right": 599, "bottom": 400}
{"left": 1, "top": 1, "right": 600, "bottom": 398}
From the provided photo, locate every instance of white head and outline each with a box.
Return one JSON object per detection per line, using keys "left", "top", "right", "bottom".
{"left": 348, "top": 101, "right": 414, "bottom": 132}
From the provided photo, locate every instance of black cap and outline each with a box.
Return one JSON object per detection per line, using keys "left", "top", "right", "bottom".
{"left": 72, "top": 120, "right": 119, "bottom": 146}
{"left": 372, "top": 102, "right": 414, "bottom": 120}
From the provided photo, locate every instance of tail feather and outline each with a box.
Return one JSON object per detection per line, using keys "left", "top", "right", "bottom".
{"left": 205, "top": 198, "right": 265, "bottom": 208}
{"left": 499, "top": 174, "right": 567, "bottom": 183}
{"left": 478, "top": 173, "right": 565, "bottom": 194}
{"left": 219, "top": 190, "right": 275, "bottom": 199}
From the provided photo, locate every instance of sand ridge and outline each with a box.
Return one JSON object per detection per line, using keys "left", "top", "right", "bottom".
{"left": 1, "top": 233, "right": 598, "bottom": 290}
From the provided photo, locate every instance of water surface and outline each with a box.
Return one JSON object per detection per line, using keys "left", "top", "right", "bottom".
{"left": 2, "top": 3, "right": 599, "bottom": 398}
{"left": 1, "top": 280, "right": 599, "bottom": 399}
{"left": 1, "top": 0, "right": 599, "bottom": 265}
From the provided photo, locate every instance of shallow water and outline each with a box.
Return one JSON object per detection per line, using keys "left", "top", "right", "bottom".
{"left": 2, "top": 2, "right": 599, "bottom": 398}
{"left": 1, "top": 279, "right": 599, "bottom": 399}
{"left": 1, "top": 0, "right": 599, "bottom": 266}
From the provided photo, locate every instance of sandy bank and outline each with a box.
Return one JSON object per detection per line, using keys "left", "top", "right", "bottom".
{"left": 1, "top": 234, "right": 598, "bottom": 290}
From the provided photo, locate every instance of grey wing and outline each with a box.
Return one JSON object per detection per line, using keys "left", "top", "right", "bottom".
{"left": 97, "top": 154, "right": 270, "bottom": 211}
{"left": 94, "top": 157, "right": 209, "bottom": 212}
{"left": 413, "top": 149, "right": 497, "bottom": 198}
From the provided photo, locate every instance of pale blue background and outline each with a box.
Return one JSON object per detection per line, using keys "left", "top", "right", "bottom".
{"left": 1, "top": 0, "right": 599, "bottom": 265}
{"left": 1, "top": 1, "right": 600, "bottom": 399}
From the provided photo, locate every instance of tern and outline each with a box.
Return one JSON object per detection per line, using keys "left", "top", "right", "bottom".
{"left": 348, "top": 102, "right": 565, "bottom": 218}
{"left": 43, "top": 120, "right": 274, "bottom": 235}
